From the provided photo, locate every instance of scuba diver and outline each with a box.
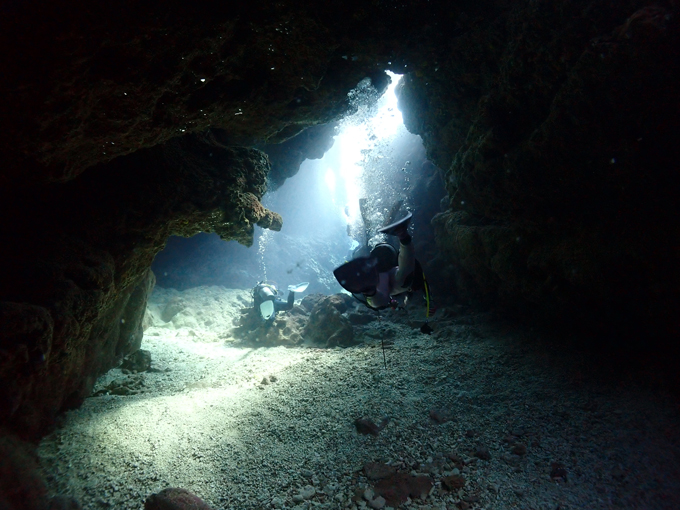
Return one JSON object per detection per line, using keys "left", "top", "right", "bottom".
{"left": 334, "top": 211, "right": 425, "bottom": 310}
{"left": 252, "top": 281, "right": 309, "bottom": 322}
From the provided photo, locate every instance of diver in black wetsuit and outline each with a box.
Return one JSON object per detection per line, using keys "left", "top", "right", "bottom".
{"left": 334, "top": 212, "right": 416, "bottom": 310}
{"left": 252, "top": 281, "right": 309, "bottom": 321}
{"left": 334, "top": 211, "right": 434, "bottom": 333}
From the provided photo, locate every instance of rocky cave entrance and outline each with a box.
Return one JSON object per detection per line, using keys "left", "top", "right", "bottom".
{"left": 34, "top": 74, "right": 680, "bottom": 510}
{"left": 3, "top": 2, "right": 680, "bottom": 509}
{"left": 150, "top": 72, "right": 439, "bottom": 297}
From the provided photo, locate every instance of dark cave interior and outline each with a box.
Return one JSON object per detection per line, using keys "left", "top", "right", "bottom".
{"left": 1, "top": 0, "right": 679, "bottom": 508}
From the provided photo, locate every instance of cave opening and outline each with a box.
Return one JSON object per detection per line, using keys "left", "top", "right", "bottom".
{"left": 33, "top": 66, "right": 680, "bottom": 509}
{"left": 3, "top": 1, "right": 680, "bottom": 507}
{"left": 151, "top": 72, "right": 436, "bottom": 299}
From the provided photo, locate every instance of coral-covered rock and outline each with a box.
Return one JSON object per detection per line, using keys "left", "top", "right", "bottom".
{"left": 234, "top": 308, "right": 308, "bottom": 347}
{"left": 300, "top": 294, "right": 326, "bottom": 312}
{"left": 0, "top": 136, "right": 278, "bottom": 439}
{"left": 401, "top": 2, "right": 680, "bottom": 340}
{"left": 303, "top": 295, "right": 354, "bottom": 347}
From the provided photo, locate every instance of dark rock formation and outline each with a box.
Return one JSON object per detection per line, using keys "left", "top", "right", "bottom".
{"left": 233, "top": 306, "right": 308, "bottom": 346}
{"left": 120, "top": 349, "right": 152, "bottom": 373}
{"left": 373, "top": 472, "right": 433, "bottom": 507}
{"left": 1, "top": 2, "right": 412, "bottom": 186}
{"left": 259, "top": 122, "right": 340, "bottom": 190}
{"left": 47, "top": 496, "right": 82, "bottom": 510}
{"left": 0, "top": 434, "right": 49, "bottom": 510}
{"left": 0, "top": 135, "right": 280, "bottom": 439}
{"left": 300, "top": 293, "right": 326, "bottom": 313}
{"left": 398, "top": 2, "right": 680, "bottom": 341}
{"left": 303, "top": 294, "right": 355, "bottom": 347}
{"left": 0, "top": 0, "right": 678, "bottom": 486}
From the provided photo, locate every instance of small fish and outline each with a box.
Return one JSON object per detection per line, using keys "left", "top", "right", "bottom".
{"left": 354, "top": 417, "right": 390, "bottom": 436}
{"left": 286, "top": 260, "right": 304, "bottom": 274}
{"left": 420, "top": 323, "right": 433, "bottom": 335}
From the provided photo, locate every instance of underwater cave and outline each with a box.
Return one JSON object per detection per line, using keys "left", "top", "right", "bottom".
{"left": 1, "top": 1, "right": 679, "bottom": 509}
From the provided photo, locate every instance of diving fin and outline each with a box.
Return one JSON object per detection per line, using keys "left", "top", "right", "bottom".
{"left": 378, "top": 211, "right": 412, "bottom": 236}
{"left": 288, "top": 282, "right": 309, "bottom": 293}
{"left": 385, "top": 200, "right": 404, "bottom": 226}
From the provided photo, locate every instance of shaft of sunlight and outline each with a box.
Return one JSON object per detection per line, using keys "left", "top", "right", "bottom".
{"left": 338, "top": 71, "right": 403, "bottom": 227}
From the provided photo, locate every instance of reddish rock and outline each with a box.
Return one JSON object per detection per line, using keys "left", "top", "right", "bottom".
{"left": 474, "top": 446, "right": 491, "bottom": 460}
{"left": 363, "top": 462, "right": 397, "bottom": 480}
{"left": 374, "top": 473, "right": 432, "bottom": 507}
{"left": 429, "top": 408, "right": 453, "bottom": 424}
{"left": 145, "top": 488, "right": 214, "bottom": 510}
{"left": 409, "top": 475, "right": 434, "bottom": 500}
{"left": 550, "top": 462, "right": 568, "bottom": 482}
{"left": 441, "top": 474, "right": 466, "bottom": 490}
{"left": 447, "top": 452, "right": 464, "bottom": 466}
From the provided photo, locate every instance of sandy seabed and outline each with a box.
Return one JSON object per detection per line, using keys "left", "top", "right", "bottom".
{"left": 38, "top": 286, "right": 680, "bottom": 509}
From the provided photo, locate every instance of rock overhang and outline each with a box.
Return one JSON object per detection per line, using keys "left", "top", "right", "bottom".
{"left": 1, "top": 0, "right": 680, "bottom": 447}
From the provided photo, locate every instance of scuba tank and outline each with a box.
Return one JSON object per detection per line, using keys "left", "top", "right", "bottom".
{"left": 253, "top": 282, "right": 277, "bottom": 321}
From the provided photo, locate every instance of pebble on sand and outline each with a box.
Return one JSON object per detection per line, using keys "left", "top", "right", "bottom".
{"left": 144, "top": 488, "right": 214, "bottom": 510}
{"left": 474, "top": 446, "right": 491, "bottom": 461}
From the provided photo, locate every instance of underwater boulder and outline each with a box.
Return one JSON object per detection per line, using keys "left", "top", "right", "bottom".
{"left": 347, "top": 310, "right": 377, "bottom": 325}
{"left": 161, "top": 297, "right": 187, "bottom": 323}
{"left": 325, "top": 293, "right": 353, "bottom": 313}
{"left": 260, "top": 314, "right": 307, "bottom": 346}
{"left": 120, "top": 349, "right": 152, "bottom": 373}
{"left": 303, "top": 295, "right": 354, "bottom": 347}
{"left": 300, "top": 293, "right": 325, "bottom": 312}
{"left": 233, "top": 308, "right": 307, "bottom": 347}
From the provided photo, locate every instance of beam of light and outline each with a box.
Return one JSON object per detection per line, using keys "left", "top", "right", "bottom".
{"left": 324, "top": 167, "right": 336, "bottom": 200}
{"left": 367, "top": 71, "right": 403, "bottom": 139}
{"left": 337, "top": 72, "right": 403, "bottom": 229}
{"left": 255, "top": 72, "right": 405, "bottom": 280}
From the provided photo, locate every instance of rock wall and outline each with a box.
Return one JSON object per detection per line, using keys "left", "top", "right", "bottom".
{"left": 398, "top": 1, "right": 680, "bottom": 340}
{"left": 0, "top": 135, "right": 280, "bottom": 440}
{"left": 0, "top": 0, "right": 678, "bottom": 457}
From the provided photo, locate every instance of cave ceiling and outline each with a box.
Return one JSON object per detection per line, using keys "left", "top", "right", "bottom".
{"left": 1, "top": 0, "right": 679, "bottom": 443}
